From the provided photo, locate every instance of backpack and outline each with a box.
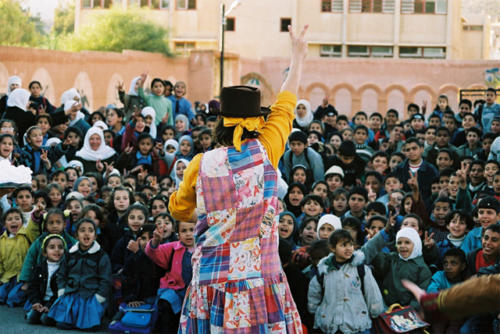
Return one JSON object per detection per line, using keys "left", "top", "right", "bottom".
{"left": 108, "top": 303, "right": 158, "bottom": 334}
{"left": 316, "top": 264, "right": 366, "bottom": 302}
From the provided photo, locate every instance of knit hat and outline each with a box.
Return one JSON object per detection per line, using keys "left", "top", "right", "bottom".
{"left": 288, "top": 131, "right": 307, "bottom": 145}
{"left": 477, "top": 196, "right": 500, "bottom": 213}
{"left": 396, "top": 227, "right": 422, "bottom": 261}
{"left": 317, "top": 214, "right": 342, "bottom": 238}
{"left": 325, "top": 165, "right": 344, "bottom": 179}
{"left": 73, "top": 176, "right": 91, "bottom": 192}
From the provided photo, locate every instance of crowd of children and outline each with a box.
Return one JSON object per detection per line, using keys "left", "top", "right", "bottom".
{"left": 0, "top": 73, "right": 499, "bottom": 333}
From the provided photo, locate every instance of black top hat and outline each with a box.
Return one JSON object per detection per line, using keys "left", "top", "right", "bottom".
{"left": 220, "top": 86, "right": 270, "bottom": 118}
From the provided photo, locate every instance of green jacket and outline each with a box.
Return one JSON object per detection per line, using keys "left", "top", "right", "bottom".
{"left": 373, "top": 252, "right": 431, "bottom": 310}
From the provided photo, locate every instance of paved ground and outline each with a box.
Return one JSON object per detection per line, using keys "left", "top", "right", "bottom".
{"left": 0, "top": 305, "right": 108, "bottom": 333}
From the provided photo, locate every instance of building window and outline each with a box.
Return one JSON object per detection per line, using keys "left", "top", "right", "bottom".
{"left": 140, "top": 0, "right": 149, "bottom": 7}
{"left": 320, "top": 45, "right": 342, "bottom": 57}
{"left": 400, "top": 46, "right": 446, "bottom": 58}
{"left": 350, "top": 0, "right": 395, "bottom": 13}
{"left": 177, "top": 0, "right": 195, "bottom": 10}
{"left": 348, "top": 45, "right": 393, "bottom": 57}
{"left": 175, "top": 42, "right": 195, "bottom": 56}
{"left": 321, "top": 0, "right": 344, "bottom": 12}
{"left": 225, "top": 17, "right": 235, "bottom": 32}
{"left": 401, "top": 0, "right": 447, "bottom": 14}
{"left": 463, "top": 25, "right": 483, "bottom": 31}
{"left": 280, "top": 18, "right": 292, "bottom": 32}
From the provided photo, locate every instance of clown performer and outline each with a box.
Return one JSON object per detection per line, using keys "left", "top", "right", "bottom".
{"left": 167, "top": 25, "right": 308, "bottom": 333}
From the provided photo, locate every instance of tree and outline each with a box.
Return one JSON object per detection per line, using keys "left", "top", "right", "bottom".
{"left": 0, "top": 0, "right": 43, "bottom": 47}
{"left": 53, "top": 0, "right": 75, "bottom": 36}
{"left": 63, "top": 7, "right": 172, "bottom": 56}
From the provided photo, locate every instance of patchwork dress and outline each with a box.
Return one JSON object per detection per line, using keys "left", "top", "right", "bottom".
{"left": 178, "top": 138, "right": 302, "bottom": 333}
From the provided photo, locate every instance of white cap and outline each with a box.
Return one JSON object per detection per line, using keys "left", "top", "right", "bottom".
{"left": 317, "top": 214, "right": 342, "bottom": 238}
{"left": 325, "top": 165, "right": 344, "bottom": 178}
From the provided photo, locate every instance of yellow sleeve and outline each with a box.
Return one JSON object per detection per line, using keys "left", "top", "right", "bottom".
{"left": 168, "top": 153, "right": 202, "bottom": 222}
{"left": 25, "top": 218, "right": 40, "bottom": 243}
{"left": 258, "top": 91, "right": 297, "bottom": 168}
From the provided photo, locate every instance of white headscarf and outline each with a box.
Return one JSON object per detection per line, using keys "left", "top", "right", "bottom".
{"left": 67, "top": 160, "right": 84, "bottom": 174}
{"left": 7, "top": 76, "right": 22, "bottom": 95}
{"left": 92, "top": 120, "right": 108, "bottom": 131}
{"left": 141, "top": 106, "right": 157, "bottom": 139}
{"left": 64, "top": 100, "right": 85, "bottom": 126}
{"left": 171, "top": 158, "right": 189, "bottom": 189}
{"left": 164, "top": 138, "right": 179, "bottom": 153}
{"left": 61, "top": 88, "right": 81, "bottom": 105}
{"left": 128, "top": 76, "right": 141, "bottom": 96}
{"left": 6, "top": 88, "right": 30, "bottom": 111}
{"left": 294, "top": 99, "right": 313, "bottom": 128}
{"left": 46, "top": 137, "right": 62, "bottom": 147}
{"left": 396, "top": 227, "right": 422, "bottom": 261}
{"left": 75, "top": 126, "right": 116, "bottom": 161}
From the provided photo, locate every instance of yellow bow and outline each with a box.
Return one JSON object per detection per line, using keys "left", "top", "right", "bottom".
{"left": 223, "top": 116, "right": 266, "bottom": 151}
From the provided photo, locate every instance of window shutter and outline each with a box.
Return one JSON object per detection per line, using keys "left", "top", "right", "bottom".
{"left": 333, "top": 0, "right": 344, "bottom": 12}
{"left": 382, "top": 0, "right": 395, "bottom": 13}
{"left": 401, "top": 0, "right": 415, "bottom": 13}
{"left": 435, "top": 0, "right": 447, "bottom": 14}
{"left": 349, "top": 0, "right": 362, "bottom": 13}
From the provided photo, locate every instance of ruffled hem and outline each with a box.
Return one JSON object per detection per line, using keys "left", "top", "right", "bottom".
{"left": 178, "top": 274, "right": 302, "bottom": 333}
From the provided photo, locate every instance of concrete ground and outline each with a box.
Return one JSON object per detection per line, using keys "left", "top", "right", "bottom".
{"left": 0, "top": 305, "right": 108, "bottom": 333}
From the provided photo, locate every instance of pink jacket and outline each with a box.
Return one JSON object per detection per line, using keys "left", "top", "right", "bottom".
{"left": 145, "top": 240, "right": 188, "bottom": 290}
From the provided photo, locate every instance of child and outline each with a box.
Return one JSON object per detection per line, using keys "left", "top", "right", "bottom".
{"left": 331, "top": 187, "right": 349, "bottom": 217}
{"left": 461, "top": 196, "right": 500, "bottom": 254}
{"left": 353, "top": 124, "right": 374, "bottom": 162}
{"left": 48, "top": 218, "right": 112, "bottom": 330}
{"left": 324, "top": 165, "right": 344, "bottom": 192}
{"left": 18, "top": 126, "right": 68, "bottom": 175}
{"left": 146, "top": 221, "right": 195, "bottom": 333}
{"left": 325, "top": 140, "right": 365, "bottom": 187}
{"left": 0, "top": 208, "right": 30, "bottom": 307}
{"left": 343, "top": 216, "right": 364, "bottom": 249}
{"left": 317, "top": 214, "right": 342, "bottom": 240}
{"left": 19, "top": 208, "right": 76, "bottom": 288}
{"left": 12, "top": 186, "right": 34, "bottom": 227}
{"left": 121, "top": 111, "right": 148, "bottom": 150}
{"left": 138, "top": 74, "right": 173, "bottom": 126}
{"left": 426, "top": 248, "right": 467, "bottom": 334}
{"left": 372, "top": 227, "right": 432, "bottom": 310}
{"left": 297, "top": 194, "right": 325, "bottom": 226}
{"left": 284, "top": 130, "right": 325, "bottom": 183}
{"left": 116, "top": 133, "right": 163, "bottom": 176}
{"left": 25, "top": 234, "right": 66, "bottom": 326}
{"left": 283, "top": 182, "right": 307, "bottom": 218}
{"left": 175, "top": 135, "right": 194, "bottom": 161}
{"left": 343, "top": 186, "right": 368, "bottom": 224}
{"left": 291, "top": 164, "right": 312, "bottom": 190}
{"left": 308, "top": 229, "right": 385, "bottom": 334}
{"left": 46, "top": 183, "right": 64, "bottom": 209}
{"left": 436, "top": 210, "right": 473, "bottom": 263}
{"left": 168, "top": 81, "right": 195, "bottom": 122}
{"left": 0, "top": 134, "right": 15, "bottom": 163}
{"left": 298, "top": 217, "right": 318, "bottom": 246}
{"left": 311, "top": 180, "right": 330, "bottom": 211}
{"left": 293, "top": 99, "right": 314, "bottom": 132}
{"left": 466, "top": 224, "right": 500, "bottom": 275}
{"left": 279, "top": 211, "right": 298, "bottom": 248}
{"left": 154, "top": 213, "right": 177, "bottom": 244}
{"left": 198, "top": 128, "right": 213, "bottom": 152}
{"left": 111, "top": 204, "right": 149, "bottom": 274}
{"left": 429, "top": 197, "right": 453, "bottom": 243}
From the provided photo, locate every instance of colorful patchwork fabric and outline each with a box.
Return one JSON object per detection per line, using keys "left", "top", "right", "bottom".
{"left": 179, "top": 139, "right": 302, "bottom": 333}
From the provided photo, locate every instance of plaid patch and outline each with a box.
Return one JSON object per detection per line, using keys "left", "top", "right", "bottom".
{"left": 260, "top": 234, "right": 281, "bottom": 277}
{"left": 263, "top": 162, "right": 277, "bottom": 198}
{"left": 198, "top": 243, "right": 230, "bottom": 285}
{"left": 201, "top": 174, "right": 237, "bottom": 212}
{"left": 228, "top": 140, "right": 263, "bottom": 174}
{"left": 230, "top": 203, "right": 264, "bottom": 242}
{"left": 209, "top": 288, "right": 225, "bottom": 328}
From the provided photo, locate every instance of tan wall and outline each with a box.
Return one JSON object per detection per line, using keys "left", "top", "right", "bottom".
{"left": 1, "top": 46, "right": 497, "bottom": 120}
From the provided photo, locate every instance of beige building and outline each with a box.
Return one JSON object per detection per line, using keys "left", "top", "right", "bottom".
{"left": 75, "top": 0, "right": 491, "bottom": 60}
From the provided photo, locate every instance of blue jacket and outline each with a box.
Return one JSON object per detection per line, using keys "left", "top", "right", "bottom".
{"left": 426, "top": 271, "right": 455, "bottom": 293}
{"left": 283, "top": 147, "right": 325, "bottom": 183}
{"left": 168, "top": 96, "right": 195, "bottom": 121}
{"left": 476, "top": 103, "right": 500, "bottom": 132}
{"left": 461, "top": 227, "right": 483, "bottom": 255}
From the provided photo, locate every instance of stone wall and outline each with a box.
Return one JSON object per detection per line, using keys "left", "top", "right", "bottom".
{"left": 1, "top": 45, "right": 498, "bottom": 118}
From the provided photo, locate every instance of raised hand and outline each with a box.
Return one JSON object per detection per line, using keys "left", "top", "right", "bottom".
{"left": 423, "top": 231, "right": 435, "bottom": 249}
{"left": 152, "top": 226, "right": 163, "bottom": 247}
{"left": 127, "top": 239, "right": 139, "bottom": 253}
{"left": 366, "top": 185, "right": 377, "bottom": 203}
{"left": 456, "top": 161, "right": 469, "bottom": 189}
{"left": 96, "top": 159, "right": 104, "bottom": 172}
{"left": 139, "top": 72, "right": 148, "bottom": 87}
{"left": 116, "top": 81, "right": 125, "bottom": 92}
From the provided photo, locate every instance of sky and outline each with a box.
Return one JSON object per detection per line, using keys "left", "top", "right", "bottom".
{"left": 22, "top": 0, "right": 59, "bottom": 24}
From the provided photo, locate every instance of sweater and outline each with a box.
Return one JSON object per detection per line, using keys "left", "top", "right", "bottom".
{"left": 0, "top": 228, "right": 31, "bottom": 283}
{"left": 145, "top": 240, "right": 190, "bottom": 290}
{"left": 138, "top": 88, "right": 173, "bottom": 126}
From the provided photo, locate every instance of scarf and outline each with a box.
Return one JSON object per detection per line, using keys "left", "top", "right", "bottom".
{"left": 294, "top": 99, "right": 313, "bottom": 128}
{"left": 6, "top": 88, "right": 30, "bottom": 111}
{"left": 7, "top": 76, "right": 22, "bottom": 95}
{"left": 396, "top": 227, "right": 422, "bottom": 261}
{"left": 171, "top": 158, "right": 190, "bottom": 188}
{"left": 64, "top": 100, "right": 85, "bottom": 126}
{"left": 60, "top": 88, "right": 80, "bottom": 105}
{"left": 142, "top": 106, "right": 157, "bottom": 139}
{"left": 175, "top": 135, "right": 194, "bottom": 160}
{"left": 75, "top": 126, "right": 116, "bottom": 161}
{"left": 223, "top": 116, "right": 266, "bottom": 151}
{"left": 128, "top": 76, "right": 141, "bottom": 96}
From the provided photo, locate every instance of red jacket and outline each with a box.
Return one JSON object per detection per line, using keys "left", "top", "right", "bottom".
{"left": 145, "top": 240, "right": 189, "bottom": 290}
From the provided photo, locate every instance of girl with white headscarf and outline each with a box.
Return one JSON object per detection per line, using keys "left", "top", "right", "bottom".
{"left": 117, "top": 76, "right": 146, "bottom": 121}
{"left": 0, "top": 76, "right": 23, "bottom": 119}
{"left": 75, "top": 126, "right": 117, "bottom": 174}
{"left": 141, "top": 106, "right": 157, "bottom": 139}
{"left": 372, "top": 227, "right": 432, "bottom": 310}
{"left": 4, "top": 89, "right": 35, "bottom": 143}
{"left": 293, "top": 99, "right": 314, "bottom": 132}
{"left": 170, "top": 158, "right": 190, "bottom": 189}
